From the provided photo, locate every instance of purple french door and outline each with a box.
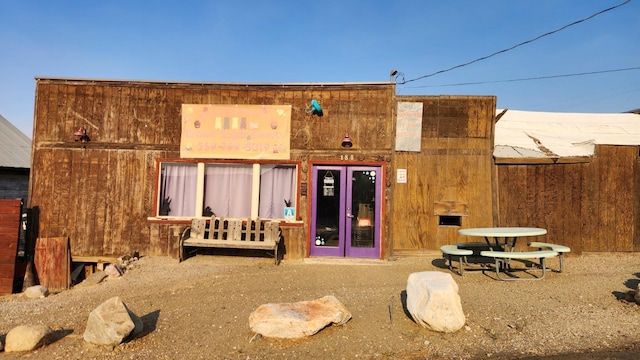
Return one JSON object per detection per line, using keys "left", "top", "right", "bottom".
{"left": 310, "top": 165, "right": 381, "bottom": 258}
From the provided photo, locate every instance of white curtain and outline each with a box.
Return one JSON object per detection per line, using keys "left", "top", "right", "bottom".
{"left": 259, "top": 166, "right": 296, "bottom": 219}
{"left": 160, "top": 164, "right": 197, "bottom": 216}
{"left": 204, "top": 165, "right": 253, "bottom": 217}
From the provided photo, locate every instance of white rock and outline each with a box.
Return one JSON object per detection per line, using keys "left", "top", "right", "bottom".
{"left": 406, "top": 271, "right": 465, "bottom": 333}
{"left": 249, "top": 295, "right": 352, "bottom": 339}
{"left": 4, "top": 324, "right": 52, "bottom": 352}
{"left": 83, "top": 296, "right": 143, "bottom": 345}
{"left": 24, "top": 285, "right": 49, "bottom": 299}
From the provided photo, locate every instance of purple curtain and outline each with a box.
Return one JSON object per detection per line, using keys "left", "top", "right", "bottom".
{"left": 204, "top": 165, "right": 253, "bottom": 217}
{"left": 160, "top": 164, "right": 197, "bottom": 216}
{"left": 259, "top": 166, "right": 296, "bottom": 219}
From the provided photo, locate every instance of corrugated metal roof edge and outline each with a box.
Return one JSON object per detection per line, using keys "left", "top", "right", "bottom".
{"left": 0, "top": 114, "right": 31, "bottom": 169}
{"left": 34, "top": 76, "right": 395, "bottom": 87}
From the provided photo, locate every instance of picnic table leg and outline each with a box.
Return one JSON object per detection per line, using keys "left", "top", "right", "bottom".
{"left": 444, "top": 253, "right": 467, "bottom": 276}
{"left": 491, "top": 257, "right": 548, "bottom": 281}
{"left": 485, "top": 236, "right": 503, "bottom": 251}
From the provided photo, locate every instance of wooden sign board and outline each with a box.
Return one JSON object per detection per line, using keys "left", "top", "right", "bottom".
{"left": 180, "top": 104, "right": 292, "bottom": 160}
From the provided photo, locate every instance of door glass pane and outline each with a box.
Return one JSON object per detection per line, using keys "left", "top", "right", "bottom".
{"left": 314, "top": 170, "right": 341, "bottom": 247}
{"left": 350, "top": 170, "right": 377, "bottom": 248}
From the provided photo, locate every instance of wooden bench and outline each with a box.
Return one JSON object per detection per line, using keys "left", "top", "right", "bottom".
{"left": 180, "top": 217, "right": 281, "bottom": 265}
{"left": 440, "top": 245, "right": 473, "bottom": 275}
{"left": 480, "top": 250, "right": 558, "bottom": 281}
{"left": 528, "top": 242, "right": 571, "bottom": 273}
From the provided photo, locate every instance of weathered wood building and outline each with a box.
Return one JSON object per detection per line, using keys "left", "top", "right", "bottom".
{"left": 28, "top": 77, "right": 498, "bottom": 261}
{"left": 29, "top": 78, "right": 640, "bottom": 263}
{"left": 494, "top": 110, "right": 640, "bottom": 254}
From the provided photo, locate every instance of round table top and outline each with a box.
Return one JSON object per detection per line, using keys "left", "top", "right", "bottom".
{"left": 458, "top": 227, "right": 547, "bottom": 237}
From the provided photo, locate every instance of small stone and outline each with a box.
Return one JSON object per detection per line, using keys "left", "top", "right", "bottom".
{"left": 24, "top": 285, "right": 49, "bottom": 299}
{"left": 104, "top": 263, "right": 125, "bottom": 277}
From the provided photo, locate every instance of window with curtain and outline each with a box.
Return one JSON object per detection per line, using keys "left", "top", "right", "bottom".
{"left": 156, "top": 161, "right": 298, "bottom": 220}
{"left": 204, "top": 164, "right": 253, "bottom": 217}
{"left": 259, "top": 165, "right": 296, "bottom": 219}
{"left": 158, "top": 163, "right": 198, "bottom": 217}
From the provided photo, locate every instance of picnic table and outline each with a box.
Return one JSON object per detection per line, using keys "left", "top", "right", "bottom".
{"left": 455, "top": 227, "right": 555, "bottom": 281}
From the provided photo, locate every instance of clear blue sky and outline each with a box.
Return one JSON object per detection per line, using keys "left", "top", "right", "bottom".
{"left": 1, "top": 0, "right": 638, "bottom": 138}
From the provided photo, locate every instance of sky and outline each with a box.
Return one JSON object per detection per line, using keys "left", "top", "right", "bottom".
{"left": 1, "top": 0, "right": 638, "bottom": 138}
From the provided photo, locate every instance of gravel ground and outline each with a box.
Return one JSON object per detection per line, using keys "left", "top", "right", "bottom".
{"left": 1, "top": 252, "right": 640, "bottom": 359}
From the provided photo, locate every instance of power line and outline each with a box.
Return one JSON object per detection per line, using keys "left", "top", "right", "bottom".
{"left": 402, "top": 0, "right": 632, "bottom": 84}
{"left": 405, "top": 66, "right": 640, "bottom": 88}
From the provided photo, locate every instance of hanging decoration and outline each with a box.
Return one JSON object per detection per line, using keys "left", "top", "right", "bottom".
{"left": 323, "top": 171, "right": 335, "bottom": 196}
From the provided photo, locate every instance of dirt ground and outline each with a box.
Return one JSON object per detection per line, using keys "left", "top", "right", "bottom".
{"left": 1, "top": 251, "right": 640, "bottom": 360}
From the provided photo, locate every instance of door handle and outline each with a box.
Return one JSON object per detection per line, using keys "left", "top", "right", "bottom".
{"left": 346, "top": 214, "right": 354, "bottom": 218}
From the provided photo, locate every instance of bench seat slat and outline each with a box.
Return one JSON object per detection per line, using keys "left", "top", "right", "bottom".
{"left": 480, "top": 250, "right": 557, "bottom": 259}
{"left": 480, "top": 250, "right": 558, "bottom": 281}
{"left": 183, "top": 239, "right": 277, "bottom": 250}
{"left": 528, "top": 242, "right": 570, "bottom": 272}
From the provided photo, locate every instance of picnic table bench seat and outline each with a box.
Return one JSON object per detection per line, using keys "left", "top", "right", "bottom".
{"left": 528, "top": 242, "right": 571, "bottom": 272}
{"left": 440, "top": 245, "right": 473, "bottom": 275}
{"left": 480, "top": 250, "right": 558, "bottom": 281}
{"left": 180, "top": 217, "right": 281, "bottom": 265}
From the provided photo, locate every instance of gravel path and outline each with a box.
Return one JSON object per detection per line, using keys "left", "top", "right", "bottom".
{"left": 1, "top": 253, "right": 640, "bottom": 359}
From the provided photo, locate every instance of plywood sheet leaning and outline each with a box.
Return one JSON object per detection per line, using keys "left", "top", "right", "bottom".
{"left": 34, "top": 237, "right": 71, "bottom": 292}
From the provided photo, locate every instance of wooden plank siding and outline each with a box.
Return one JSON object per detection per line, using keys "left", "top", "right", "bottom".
{"left": 30, "top": 79, "right": 396, "bottom": 259}
{"left": 496, "top": 145, "right": 640, "bottom": 254}
{"left": 390, "top": 96, "right": 496, "bottom": 255}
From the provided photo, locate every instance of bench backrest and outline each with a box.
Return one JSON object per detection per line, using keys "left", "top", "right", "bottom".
{"left": 190, "top": 217, "right": 280, "bottom": 244}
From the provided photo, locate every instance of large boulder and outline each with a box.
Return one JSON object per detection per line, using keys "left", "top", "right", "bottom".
{"left": 249, "top": 295, "right": 352, "bottom": 339}
{"left": 83, "top": 296, "right": 143, "bottom": 345}
{"left": 406, "top": 271, "right": 465, "bottom": 333}
{"left": 4, "top": 324, "right": 52, "bottom": 352}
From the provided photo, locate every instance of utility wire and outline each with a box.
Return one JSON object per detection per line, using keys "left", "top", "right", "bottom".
{"left": 406, "top": 66, "right": 640, "bottom": 88}
{"left": 402, "top": 0, "right": 632, "bottom": 84}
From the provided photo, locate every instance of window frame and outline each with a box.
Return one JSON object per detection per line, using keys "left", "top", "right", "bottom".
{"left": 154, "top": 158, "right": 300, "bottom": 221}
